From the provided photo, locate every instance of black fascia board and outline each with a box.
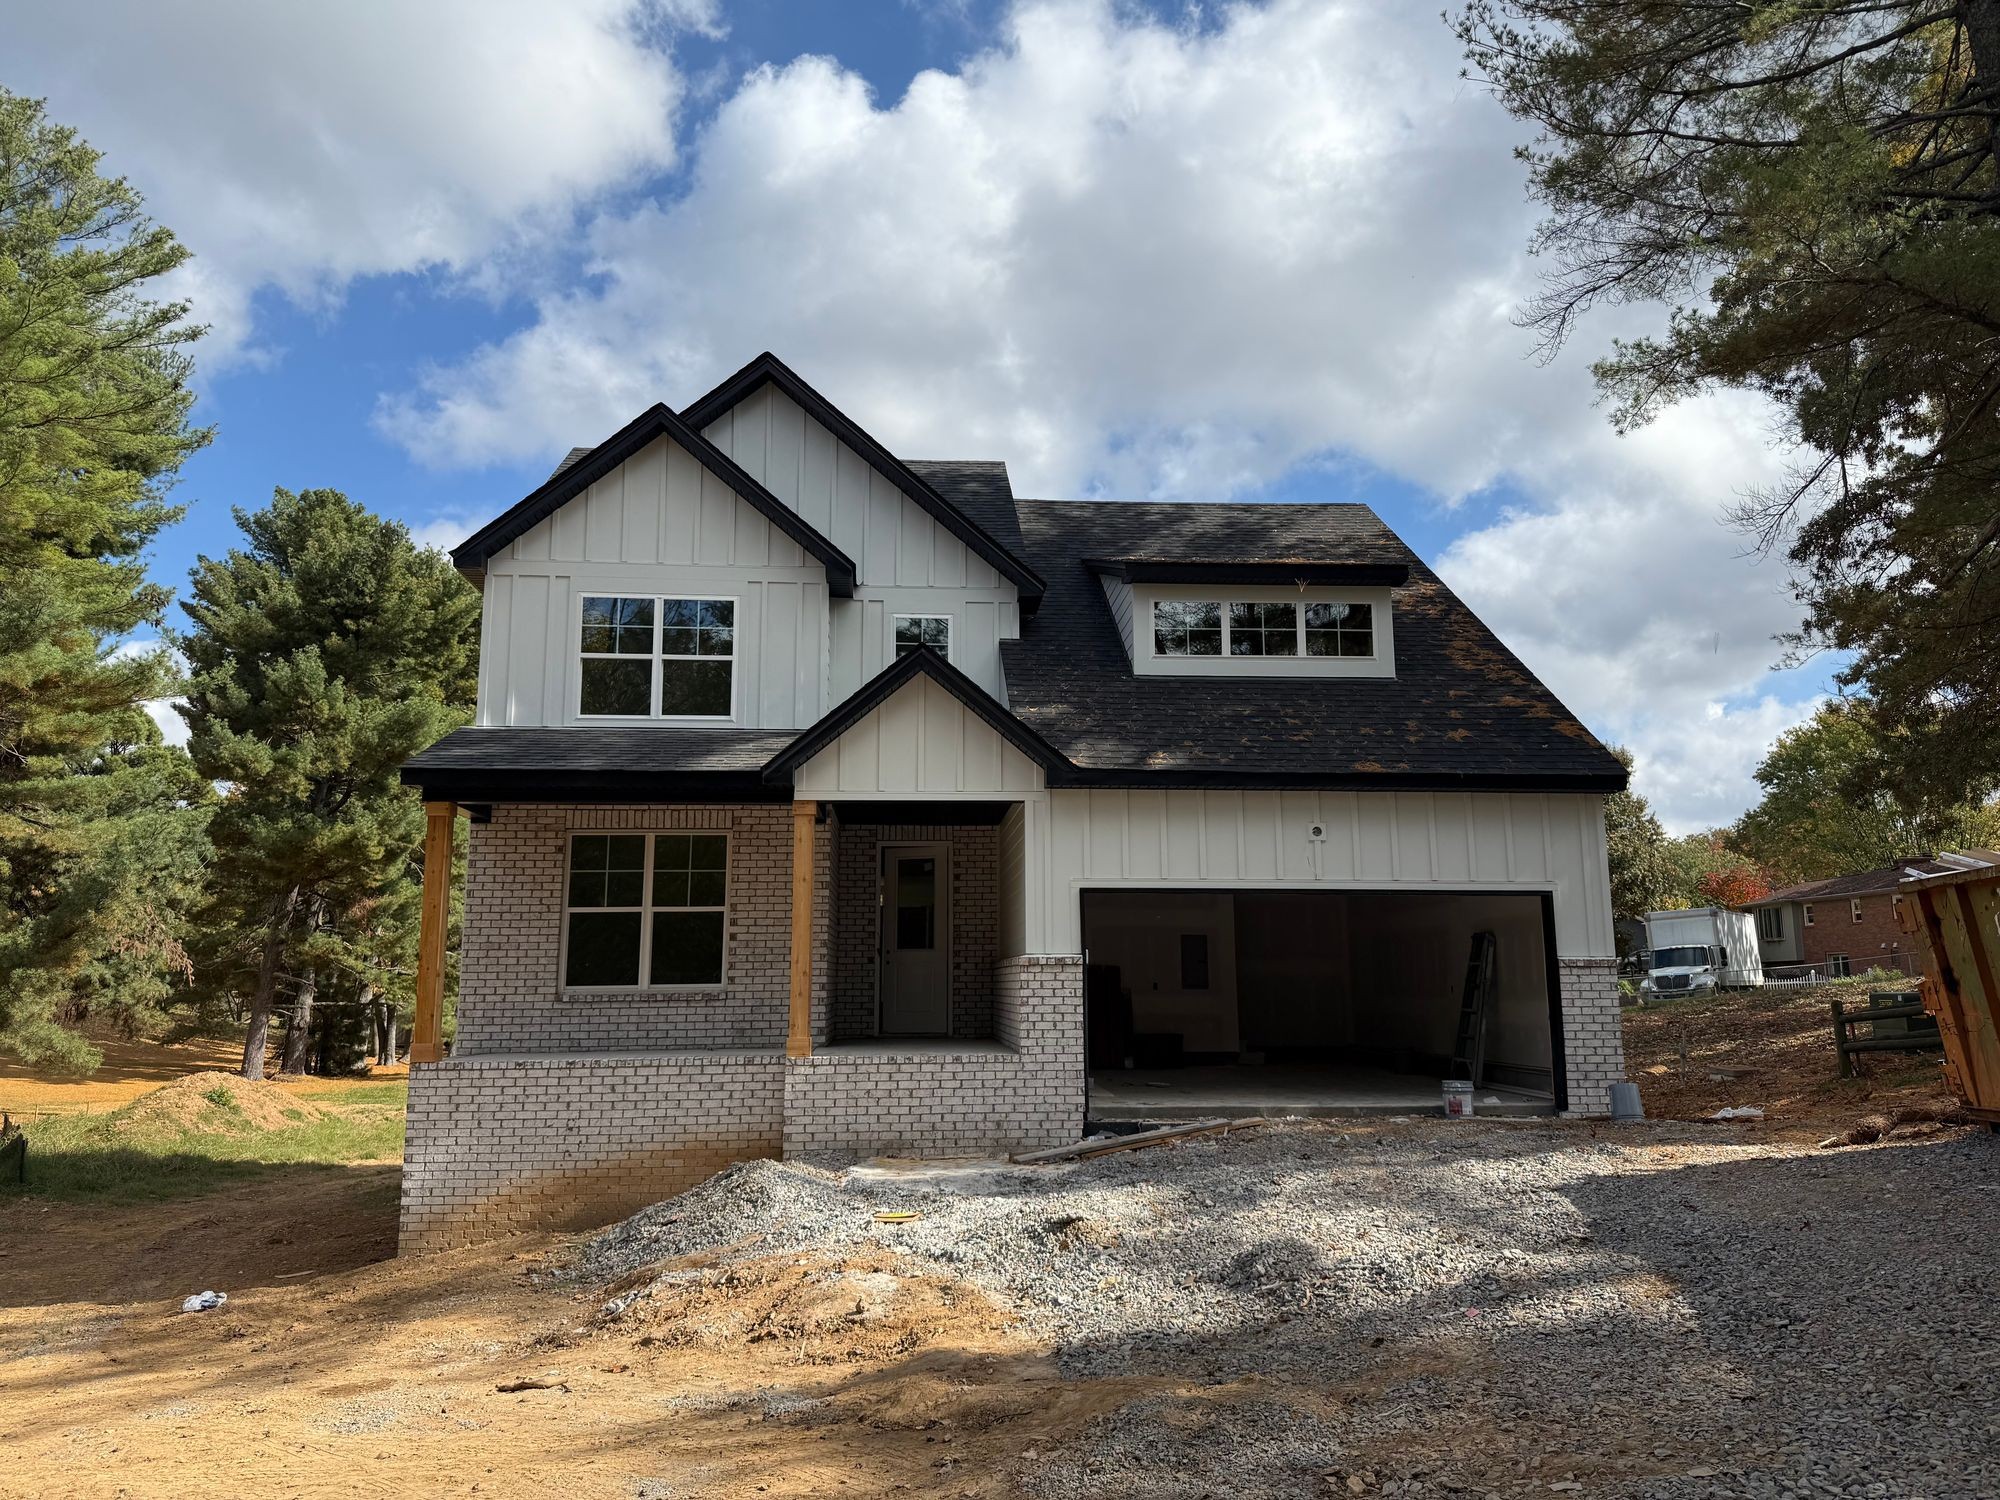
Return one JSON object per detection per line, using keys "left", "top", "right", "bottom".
{"left": 1041, "top": 765, "right": 1629, "bottom": 793}
{"left": 762, "top": 646, "right": 1071, "bottom": 781}
{"left": 399, "top": 766, "right": 791, "bottom": 804}
{"left": 449, "top": 402, "right": 857, "bottom": 596}
{"left": 680, "top": 352, "right": 1046, "bottom": 608}
{"left": 1085, "top": 559, "right": 1412, "bottom": 587}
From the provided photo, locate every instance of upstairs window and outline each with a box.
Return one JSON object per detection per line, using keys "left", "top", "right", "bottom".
{"left": 1803, "top": 902, "right": 1816, "bottom": 927}
{"left": 1228, "top": 602, "right": 1297, "bottom": 656}
{"left": 564, "top": 832, "right": 727, "bottom": 989}
{"left": 1756, "top": 907, "right": 1784, "bottom": 942}
{"left": 1152, "top": 598, "right": 1376, "bottom": 660}
{"left": 579, "top": 595, "right": 734, "bottom": 718}
{"left": 1850, "top": 897, "right": 1864, "bottom": 924}
{"left": 1153, "top": 601, "right": 1222, "bottom": 656}
{"left": 894, "top": 615, "right": 951, "bottom": 660}
{"left": 1305, "top": 601, "right": 1374, "bottom": 657}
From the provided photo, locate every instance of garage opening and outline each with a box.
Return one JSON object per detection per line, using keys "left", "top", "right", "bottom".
{"left": 1082, "top": 889, "right": 1561, "bottom": 1118}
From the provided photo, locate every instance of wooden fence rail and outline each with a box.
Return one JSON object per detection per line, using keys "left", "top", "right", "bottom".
{"left": 1831, "top": 994, "right": 1941, "bottom": 1079}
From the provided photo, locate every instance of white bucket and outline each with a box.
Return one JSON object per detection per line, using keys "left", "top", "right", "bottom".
{"left": 1442, "top": 1080, "right": 1475, "bottom": 1119}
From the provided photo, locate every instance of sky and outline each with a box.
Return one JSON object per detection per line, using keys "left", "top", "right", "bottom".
{"left": 3, "top": 0, "right": 1833, "bottom": 832}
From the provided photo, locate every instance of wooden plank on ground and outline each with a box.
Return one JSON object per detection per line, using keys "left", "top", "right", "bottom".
{"left": 1010, "top": 1118, "right": 1244, "bottom": 1165}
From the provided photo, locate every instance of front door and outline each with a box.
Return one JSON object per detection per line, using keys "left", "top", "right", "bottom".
{"left": 879, "top": 843, "right": 949, "bottom": 1035}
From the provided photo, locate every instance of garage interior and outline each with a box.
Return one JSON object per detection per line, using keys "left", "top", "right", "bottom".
{"left": 1082, "top": 890, "right": 1560, "bottom": 1118}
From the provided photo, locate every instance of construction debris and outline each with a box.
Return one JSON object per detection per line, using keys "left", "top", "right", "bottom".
{"left": 1008, "top": 1117, "right": 1244, "bottom": 1164}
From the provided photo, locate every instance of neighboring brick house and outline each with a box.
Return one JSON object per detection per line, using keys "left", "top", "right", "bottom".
{"left": 395, "top": 352, "right": 1631, "bottom": 1251}
{"left": 1744, "top": 859, "right": 1974, "bottom": 979}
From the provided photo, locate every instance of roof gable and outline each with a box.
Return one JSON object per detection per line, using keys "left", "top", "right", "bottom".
{"left": 452, "top": 403, "right": 857, "bottom": 594}
{"left": 681, "top": 353, "right": 1044, "bottom": 607}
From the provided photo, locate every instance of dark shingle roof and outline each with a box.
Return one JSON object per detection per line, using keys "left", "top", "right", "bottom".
{"left": 1755, "top": 857, "right": 1977, "bottom": 904}
{"left": 905, "top": 460, "right": 1029, "bottom": 567}
{"left": 549, "top": 446, "right": 594, "bottom": 480}
{"left": 1002, "top": 500, "right": 1626, "bottom": 788}
{"left": 409, "top": 726, "right": 795, "bottom": 774}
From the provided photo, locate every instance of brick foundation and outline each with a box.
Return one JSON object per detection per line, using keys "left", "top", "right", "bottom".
{"left": 1557, "top": 957, "right": 1624, "bottom": 1117}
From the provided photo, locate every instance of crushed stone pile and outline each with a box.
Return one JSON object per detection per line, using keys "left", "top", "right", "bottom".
{"left": 114, "top": 1071, "right": 329, "bottom": 1135}
{"left": 577, "top": 1119, "right": 2000, "bottom": 1499}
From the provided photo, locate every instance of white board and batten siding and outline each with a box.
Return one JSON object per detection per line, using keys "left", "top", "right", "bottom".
{"left": 1011, "top": 788, "right": 1615, "bottom": 960}
{"left": 794, "top": 676, "right": 1044, "bottom": 799}
{"left": 704, "top": 381, "right": 1020, "bottom": 700}
{"left": 476, "top": 434, "right": 828, "bottom": 729}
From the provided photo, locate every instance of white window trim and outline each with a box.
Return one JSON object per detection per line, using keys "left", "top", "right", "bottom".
{"left": 559, "top": 830, "right": 730, "bottom": 993}
{"left": 1850, "top": 897, "right": 1865, "bottom": 924}
{"left": 574, "top": 592, "right": 739, "bottom": 724}
{"left": 892, "top": 613, "right": 954, "bottom": 663}
{"left": 1803, "top": 903, "right": 1815, "bottom": 927}
{"left": 1129, "top": 582, "right": 1394, "bottom": 679}
{"left": 1151, "top": 598, "right": 1380, "bottom": 661}
{"left": 1756, "top": 906, "right": 1783, "bottom": 942}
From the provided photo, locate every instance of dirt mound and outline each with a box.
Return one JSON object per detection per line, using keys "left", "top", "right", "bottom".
{"left": 113, "top": 1071, "right": 331, "bottom": 1135}
{"left": 587, "top": 1247, "right": 1019, "bottom": 1367}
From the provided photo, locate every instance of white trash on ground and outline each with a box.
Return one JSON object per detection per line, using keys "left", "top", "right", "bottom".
{"left": 179, "top": 1290, "right": 227, "bottom": 1312}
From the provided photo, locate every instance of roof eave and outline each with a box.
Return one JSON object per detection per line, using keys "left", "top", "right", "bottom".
{"left": 1085, "top": 559, "right": 1412, "bottom": 587}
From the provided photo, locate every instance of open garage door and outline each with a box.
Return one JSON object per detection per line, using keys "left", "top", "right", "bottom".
{"left": 1082, "top": 889, "right": 1562, "bottom": 1118}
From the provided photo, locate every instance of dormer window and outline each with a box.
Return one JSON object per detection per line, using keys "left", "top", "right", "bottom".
{"left": 579, "top": 594, "right": 735, "bottom": 719}
{"left": 1153, "top": 601, "right": 1222, "bottom": 656}
{"left": 1228, "top": 603, "right": 1297, "bottom": 656}
{"left": 1151, "top": 598, "right": 1377, "bottom": 661}
{"left": 1305, "top": 601, "right": 1373, "bottom": 657}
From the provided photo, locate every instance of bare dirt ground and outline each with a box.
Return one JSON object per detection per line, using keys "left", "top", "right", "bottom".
{"left": 0, "top": 1034, "right": 405, "bottom": 1118}
{"left": 0, "top": 1002, "right": 1989, "bottom": 1500}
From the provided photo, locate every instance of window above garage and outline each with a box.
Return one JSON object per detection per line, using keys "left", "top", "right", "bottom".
{"left": 1130, "top": 582, "right": 1395, "bottom": 679}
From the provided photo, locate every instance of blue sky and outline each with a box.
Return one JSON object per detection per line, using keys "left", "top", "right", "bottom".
{"left": 5, "top": 1, "right": 1833, "bottom": 830}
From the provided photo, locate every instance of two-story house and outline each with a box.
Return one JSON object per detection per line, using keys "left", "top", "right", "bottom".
{"left": 396, "top": 353, "right": 1629, "bottom": 1251}
{"left": 1743, "top": 856, "right": 1996, "bottom": 979}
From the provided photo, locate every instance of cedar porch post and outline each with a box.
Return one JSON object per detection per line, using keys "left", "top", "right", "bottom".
{"left": 788, "top": 800, "right": 817, "bottom": 1058}
{"left": 410, "top": 800, "right": 456, "bottom": 1065}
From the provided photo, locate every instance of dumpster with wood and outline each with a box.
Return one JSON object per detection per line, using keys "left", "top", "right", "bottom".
{"left": 1894, "top": 852, "right": 2000, "bottom": 1125}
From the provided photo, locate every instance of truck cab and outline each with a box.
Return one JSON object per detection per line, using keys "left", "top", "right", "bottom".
{"left": 1640, "top": 944, "right": 1724, "bottom": 998}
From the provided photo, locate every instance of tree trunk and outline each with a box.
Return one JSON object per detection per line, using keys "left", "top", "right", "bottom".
{"left": 364, "top": 984, "right": 397, "bottom": 1066}
{"left": 240, "top": 894, "right": 298, "bottom": 1081}
{"left": 281, "top": 964, "right": 318, "bottom": 1075}
{"left": 1969, "top": 0, "right": 2000, "bottom": 201}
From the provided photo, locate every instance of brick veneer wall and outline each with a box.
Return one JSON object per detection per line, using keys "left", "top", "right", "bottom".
{"left": 455, "top": 803, "right": 828, "bottom": 1055}
{"left": 400, "top": 1051, "right": 783, "bottom": 1252}
{"left": 784, "top": 955, "right": 1086, "bottom": 1158}
{"left": 828, "top": 822, "right": 999, "bottom": 1042}
{"left": 1798, "top": 892, "right": 1915, "bottom": 974}
{"left": 1557, "top": 957, "right": 1624, "bottom": 1117}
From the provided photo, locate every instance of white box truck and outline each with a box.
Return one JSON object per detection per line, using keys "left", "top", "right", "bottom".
{"left": 1641, "top": 907, "right": 1765, "bottom": 996}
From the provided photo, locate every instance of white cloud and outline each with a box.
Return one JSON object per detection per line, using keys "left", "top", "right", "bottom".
{"left": 2, "top": 0, "right": 717, "bottom": 361}
{"left": 368, "top": 0, "right": 1815, "bottom": 827}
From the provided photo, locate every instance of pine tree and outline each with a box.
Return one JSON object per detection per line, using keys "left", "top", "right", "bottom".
{"left": 0, "top": 91, "right": 213, "bottom": 1069}
{"left": 178, "top": 489, "right": 478, "bottom": 1077}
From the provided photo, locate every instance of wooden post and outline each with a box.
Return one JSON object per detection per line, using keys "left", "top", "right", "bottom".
{"left": 411, "top": 800, "right": 455, "bottom": 1066}
{"left": 788, "top": 800, "right": 817, "bottom": 1059}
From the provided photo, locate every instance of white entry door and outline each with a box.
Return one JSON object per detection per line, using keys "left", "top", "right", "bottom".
{"left": 879, "top": 843, "right": 949, "bottom": 1035}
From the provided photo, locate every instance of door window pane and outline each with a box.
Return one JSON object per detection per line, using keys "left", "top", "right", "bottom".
{"left": 894, "top": 857, "right": 937, "bottom": 950}
{"left": 1227, "top": 602, "right": 1297, "bottom": 656}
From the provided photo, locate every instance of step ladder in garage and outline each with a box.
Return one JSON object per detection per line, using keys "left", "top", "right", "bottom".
{"left": 1451, "top": 930, "right": 1498, "bottom": 1086}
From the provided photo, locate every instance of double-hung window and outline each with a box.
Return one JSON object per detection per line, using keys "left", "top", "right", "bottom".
{"left": 579, "top": 595, "right": 734, "bottom": 718}
{"left": 564, "top": 833, "right": 728, "bottom": 989}
{"left": 894, "top": 615, "right": 951, "bottom": 659}
{"left": 1151, "top": 599, "right": 1375, "bottom": 659}
{"left": 1850, "top": 897, "right": 1864, "bottom": 924}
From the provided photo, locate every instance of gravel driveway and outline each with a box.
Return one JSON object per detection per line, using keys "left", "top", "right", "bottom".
{"left": 582, "top": 1119, "right": 2000, "bottom": 1499}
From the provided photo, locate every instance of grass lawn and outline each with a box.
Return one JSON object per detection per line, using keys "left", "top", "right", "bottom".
{"left": 4, "top": 1077, "right": 406, "bottom": 1204}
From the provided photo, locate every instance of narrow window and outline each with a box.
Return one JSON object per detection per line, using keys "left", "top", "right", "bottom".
{"left": 1227, "top": 602, "right": 1298, "bottom": 656}
{"left": 1850, "top": 897, "right": 1864, "bottom": 924}
{"left": 564, "top": 834, "right": 647, "bottom": 986}
{"left": 1180, "top": 933, "right": 1211, "bottom": 990}
{"left": 1803, "top": 903, "right": 1815, "bottom": 927}
{"left": 658, "top": 598, "right": 734, "bottom": 717}
{"left": 1305, "top": 601, "right": 1374, "bottom": 657}
{"left": 1756, "top": 907, "right": 1783, "bottom": 942}
{"left": 894, "top": 615, "right": 951, "bottom": 659}
{"left": 579, "top": 596, "right": 655, "bottom": 716}
{"left": 650, "top": 834, "right": 728, "bottom": 986}
{"left": 1153, "top": 601, "right": 1221, "bottom": 656}
{"left": 564, "top": 833, "right": 729, "bottom": 988}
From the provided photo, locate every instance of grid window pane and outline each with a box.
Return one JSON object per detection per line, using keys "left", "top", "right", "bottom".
{"left": 1305, "top": 601, "right": 1373, "bottom": 658}
{"left": 659, "top": 660, "right": 732, "bottom": 716}
{"left": 580, "top": 596, "right": 654, "bottom": 655}
{"left": 566, "top": 835, "right": 646, "bottom": 908}
{"left": 653, "top": 834, "right": 726, "bottom": 908}
{"left": 580, "top": 657, "right": 653, "bottom": 715}
{"left": 1153, "top": 601, "right": 1221, "bottom": 656}
{"left": 895, "top": 616, "right": 951, "bottom": 658}
{"left": 1228, "top": 602, "right": 1297, "bottom": 656}
{"left": 565, "top": 912, "right": 642, "bottom": 987}
{"left": 662, "top": 598, "right": 733, "bottom": 658}
{"left": 651, "top": 911, "right": 724, "bottom": 986}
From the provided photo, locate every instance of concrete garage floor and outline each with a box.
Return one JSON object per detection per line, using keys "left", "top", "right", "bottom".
{"left": 1089, "top": 1064, "right": 1554, "bottom": 1119}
